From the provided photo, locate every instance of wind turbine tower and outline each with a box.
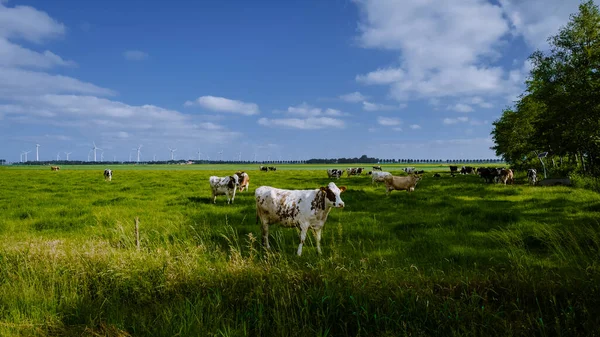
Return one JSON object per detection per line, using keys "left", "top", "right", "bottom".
{"left": 56, "top": 153, "right": 60, "bottom": 161}
{"left": 197, "top": 150, "right": 201, "bottom": 161}
{"left": 36, "top": 144, "right": 40, "bottom": 161}
{"left": 168, "top": 147, "right": 177, "bottom": 160}
{"left": 218, "top": 150, "right": 223, "bottom": 162}
{"left": 92, "top": 142, "right": 101, "bottom": 162}
{"left": 64, "top": 152, "right": 72, "bottom": 161}
{"left": 24, "top": 151, "right": 31, "bottom": 162}
{"left": 100, "top": 151, "right": 104, "bottom": 162}
{"left": 133, "top": 144, "right": 142, "bottom": 163}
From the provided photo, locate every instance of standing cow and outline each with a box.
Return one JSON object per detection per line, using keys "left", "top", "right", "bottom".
{"left": 255, "top": 182, "right": 346, "bottom": 256}
{"left": 384, "top": 174, "right": 421, "bottom": 194}
{"left": 209, "top": 175, "right": 240, "bottom": 204}
{"left": 371, "top": 171, "right": 392, "bottom": 185}
{"left": 235, "top": 171, "right": 250, "bottom": 192}
{"left": 104, "top": 169, "right": 112, "bottom": 181}
{"left": 527, "top": 169, "right": 537, "bottom": 185}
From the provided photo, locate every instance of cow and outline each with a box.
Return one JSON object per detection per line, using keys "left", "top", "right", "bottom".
{"left": 50, "top": 166, "right": 60, "bottom": 171}
{"left": 209, "top": 174, "right": 240, "bottom": 204}
{"left": 372, "top": 165, "right": 382, "bottom": 171}
{"left": 477, "top": 167, "right": 500, "bottom": 183}
{"left": 527, "top": 169, "right": 537, "bottom": 186}
{"left": 433, "top": 173, "right": 441, "bottom": 178}
{"left": 255, "top": 182, "right": 346, "bottom": 256}
{"left": 268, "top": 166, "right": 277, "bottom": 171}
{"left": 235, "top": 171, "right": 250, "bottom": 192}
{"left": 384, "top": 174, "right": 421, "bottom": 195}
{"left": 403, "top": 167, "right": 416, "bottom": 174}
{"left": 259, "top": 166, "right": 268, "bottom": 172}
{"left": 327, "top": 169, "right": 343, "bottom": 179}
{"left": 460, "top": 166, "right": 475, "bottom": 174}
{"left": 449, "top": 166, "right": 458, "bottom": 174}
{"left": 499, "top": 169, "right": 514, "bottom": 185}
{"left": 346, "top": 168, "right": 356, "bottom": 176}
{"left": 104, "top": 169, "right": 112, "bottom": 181}
{"left": 371, "top": 171, "right": 392, "bottom": 185}
{"left": 414, "top": 170, "right": 425, "bottom": 174}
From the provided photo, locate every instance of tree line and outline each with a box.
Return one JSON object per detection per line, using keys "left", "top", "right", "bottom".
{"left": 491, "top": 0, "right": 600, "bottom": 176}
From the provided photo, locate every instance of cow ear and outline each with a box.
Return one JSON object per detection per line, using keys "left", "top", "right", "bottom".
{"left": 320, "top": 186, "right": 327, "bottom": 192}
{"left": 339, "top": 186, "right": 347, "bottom": 193}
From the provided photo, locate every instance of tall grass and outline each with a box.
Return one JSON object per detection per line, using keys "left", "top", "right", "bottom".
{"left": 0, "top": 167, "right": 599, "bottom": 336}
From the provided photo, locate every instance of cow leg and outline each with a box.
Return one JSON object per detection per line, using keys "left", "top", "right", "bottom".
{"left": 297, "top": 226, "right": 309, "bottom": 256}
{"left": 212, "top": 192, "right": 217, "bottom": 204}
{"left": 313, "top": 228, "right": 323, "bottom": 255}
{"left": 261, "top": 220, "right": 270, "bottom": 250}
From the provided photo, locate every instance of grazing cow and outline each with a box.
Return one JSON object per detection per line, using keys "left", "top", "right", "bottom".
{"left": 104, "top": 169, "right": 112, "bottom": 181}
{"left": 460, "top": 166, "right": 475, "bottom": 174}
{"left": 268, "top": 166, "right": 277, "bottom": 171}
{"left": 346, "top": 167, "right": 364, "bottom": 176}
{"left": 478, "top": 167, "right": 500, "bottom": 183}
{"left": 403, "top": 167, "right": 416, "bottom": 174}
{"left": 384, "top": 174, "right": 421, "bottom": 195}
{"left": 527, "top": 169, "right": 537, "bottom": 186}
{"left": 373, "top": 165, "right": 382, "bottom": 171}
{"left": 414, "top": 170, "right": 425, "bottom": 174}
{"left": 371, "top": 171, "right": 392, "bottom": 185}
{"left": 449, "top": 166, "right": 458, "bottom": 174}
{"left": 255, "top": 182, "right": 346, "bottom": 256}
{"left": 50, "top": 166, "right": 60, "bottom": 171}
{"left": 259, "top": 166, "right": 268, "bottom": 172}
{"left": 499, "top": 169, "right": 514, "bottom": 185}
{"left": 235, "top": 171, "right": 250, "bottom": 192}
{"left": 433, "top": 173, "right": 441, "bottom": 178}
{"left": 209, "top": 174, "right": 240, "bottom": 204}
{"left": 327, "top": 169, "right": 343, "bottom": 179}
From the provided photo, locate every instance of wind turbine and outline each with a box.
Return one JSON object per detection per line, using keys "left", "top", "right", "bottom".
{"left": 56, "top": 152, "right": 61, "bottom": 161}
{"left": 100, "top": 151, "right": 104, "bottom": 162}
{"left": 133, "top": 144, "right": 142, "bottom": 163}
{"left": 153, "top": 154, "right": 156, "bottom": 161}
{"left": 35, "top": 144, "right": 40, "bottom": 161}
{"left": 168, "top": 147, "right": 177, "bottom": 160}
{"left": 64, "top": 152, "right": 72, "bottom": 161}
{"left": 197, "top": 150, "right": 202, "bottom": 161}
{"left": 20, "top": 152, "right": 24, "bottom": 162}
{"left": 91, "top": 142, "right": 101, "bottom": 162}
{"left": 218, "top": 150, "right": 223, "bottom": 162}
{"left": 87, "top": 150, "right": 92, "bottom": 162}
{"left": 253, "top": 153, "right": 257, "bottom": 162}
{"left": 23, "top": 151, "right": 31, "bottom": 162}
{"left": 238, "top": 152, "right": 242, "bottom": 161}
{"left": 128, "top": 152, "right": 132, "bottom": 162}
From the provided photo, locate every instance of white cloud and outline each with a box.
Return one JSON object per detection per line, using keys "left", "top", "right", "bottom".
{"left": 499, "top": 0, "right": 582, "bottom": 49}
{"left": 356, "top": 67, "right": 403, "bottom": 85}
{"left": 0, "top": 38, "right": 76, "bottom": 68}
{"left": 362, "top": 101, "right": 404, "bottom": 111}
{"left": 339, "top": 91, "right": 368, "bottom": 103}
{"left": 377, "top": 116, "right": 402, "bottom": 126}
{"left": 0, "top": 67, "right": 116, "bottom": 97}
{"left": 469, "top": 119, "right": 488, "bottom": 126}
{"left": 0, "top": 2, "right": 65, "bottom": 43}
{"left": 468, "top": 96, "right": 494, "bottom": 108}
{"left": 258, "top": 117, "right": 344, "bottom": 130}
{"left": 123, "top": 50, "right": 148, "bottom": 61}
{"left": 184, "top": 96, "right": 259, "bottom": 115}
{"left": 409, "top": 124, "right": 421, "bottom": 130}
{"left": 443, "top": 116, "right": 469, "bottom": 125}
{"left": 449, "top": 103, "right": 474, "bottom": 113}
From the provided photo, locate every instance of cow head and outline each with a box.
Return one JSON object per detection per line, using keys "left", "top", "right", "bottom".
{"left": 227, "top": 175, "right": 240, "bottom": 188}
{"left": 319, "top": 182, "right": 346, "bottom": 209}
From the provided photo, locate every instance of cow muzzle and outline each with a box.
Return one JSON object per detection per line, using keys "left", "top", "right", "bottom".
{"left": 336, "top": 202, "right": 345, "bottom": 208}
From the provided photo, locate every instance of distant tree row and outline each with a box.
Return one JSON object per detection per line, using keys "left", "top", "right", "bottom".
{"left": 491, "top": 1, "right": 600, "bottom": 175}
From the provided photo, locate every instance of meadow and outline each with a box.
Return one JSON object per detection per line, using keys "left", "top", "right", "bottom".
{"left": 0, "top": 164, "right": 599, "bottom": 336}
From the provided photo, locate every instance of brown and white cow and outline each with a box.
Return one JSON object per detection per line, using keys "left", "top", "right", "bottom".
{"left": 209, "top": 174, "right": 239, "bottom": 204}
{"left": 499, "top": 169, "right": 514, "bottom": 185}
{"left": 50, "top": 166, "right": 60, "bottom": 171}
{"left": 235, "top": 171, "right": 250, "bottom": 192}
{"left": 255, "top": 182, "right": 346, "bottom": 256}
{"left": 384, "top": 174, "right": 421, "bottom": 194}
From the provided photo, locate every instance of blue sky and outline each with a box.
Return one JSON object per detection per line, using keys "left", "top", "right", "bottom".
{"left": 0, "top": 0, "right": 588, "bottom": 162}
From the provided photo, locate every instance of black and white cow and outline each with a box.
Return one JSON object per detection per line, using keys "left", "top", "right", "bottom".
{"left": 255, "top": 182, "right": 346, "bottom": 256}
{"left": 104, "top": 169, "right": 112, "bottom": 181}
{"left": 209, "top": 174, "right": 240, "bottom": 204}
{"left": 527, "top": 169, "right": 537, "bottom": 185}
{"left": 327, "top": 169, "right": 343, "bottom": 179}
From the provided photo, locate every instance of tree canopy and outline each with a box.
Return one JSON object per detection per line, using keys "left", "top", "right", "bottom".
{"left": 491, "top": 0, "right": 600, "bottom": 175}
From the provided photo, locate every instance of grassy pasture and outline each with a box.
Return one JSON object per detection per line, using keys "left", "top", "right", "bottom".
{"left": 0, "top": 165, "right": 599, "bottom": 336}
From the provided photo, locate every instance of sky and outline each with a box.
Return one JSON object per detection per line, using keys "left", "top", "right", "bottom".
{"left": 0, "top": 0, "right": 589, "bottom": 162}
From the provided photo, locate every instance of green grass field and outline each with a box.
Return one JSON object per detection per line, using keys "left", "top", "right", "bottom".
{"left": 0, "top": 164, "right": 599, "bottom": 336}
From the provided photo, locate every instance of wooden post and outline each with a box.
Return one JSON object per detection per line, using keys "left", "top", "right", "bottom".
{"left": 135, "top": 217, "right": 140, "bottom": 250}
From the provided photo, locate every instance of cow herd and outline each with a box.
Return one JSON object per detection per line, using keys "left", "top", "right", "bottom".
{"left": 89, "top": 164, "right": 538, "bottom": 256}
